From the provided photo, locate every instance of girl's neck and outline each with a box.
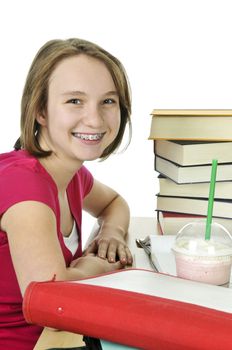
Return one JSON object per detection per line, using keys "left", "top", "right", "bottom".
{"left": 38, "top": 154, "right": 83, "bottom": 193}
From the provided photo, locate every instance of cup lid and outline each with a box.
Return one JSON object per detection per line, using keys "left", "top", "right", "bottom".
{"left": 172, "top": 220, "right": 232, "bottom": 257}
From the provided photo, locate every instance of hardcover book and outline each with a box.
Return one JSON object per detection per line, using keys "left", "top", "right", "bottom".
{"left": 154, "top": 140, "right": 232, "bottom": 166}
{"left": 155, "top": 156, "right": 232, "bottom": 184}
{"left": 149, "top": 109, "right": 232, "bottom": 141}
{"left": 156, "top": 195, "right": 232, "bottom": 219}
{"left": 158, "top": 175, "right": 232, "bottom": 199}
{"left": 156, "top": 211, "right": 232, "bottom": 235}
{"left": 23, "top": 268, "right": 232, "bottom": 350}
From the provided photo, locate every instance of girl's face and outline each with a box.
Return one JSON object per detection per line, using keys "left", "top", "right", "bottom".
{"left": 37, "top": 54, "right": 120, "bottom": 165}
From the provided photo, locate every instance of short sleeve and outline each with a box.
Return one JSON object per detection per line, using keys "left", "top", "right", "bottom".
{"left": 0, "top": 165, "right": 58, "bottom": 216}
{"left": 66, "top": 166, "right": 94, "bottom": 232}
{"left": 77, "top": 165, "right": 94, "bottom": 198}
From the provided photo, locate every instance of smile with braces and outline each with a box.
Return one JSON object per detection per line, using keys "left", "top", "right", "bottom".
{"left": 73, "top": 132, "right": 104, "bottom": 141}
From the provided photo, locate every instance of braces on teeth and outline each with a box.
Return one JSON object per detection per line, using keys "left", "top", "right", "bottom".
{"left": 77, "top": 133, "right": 102, "bottom": 140}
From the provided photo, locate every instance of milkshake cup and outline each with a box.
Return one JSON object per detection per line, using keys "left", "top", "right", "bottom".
{"left": 172, "top": 221, "right": 232, "bottom": 286}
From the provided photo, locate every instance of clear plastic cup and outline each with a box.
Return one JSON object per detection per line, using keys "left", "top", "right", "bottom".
{"left": 172, "top": 221, "right": 232, "bottom": 286}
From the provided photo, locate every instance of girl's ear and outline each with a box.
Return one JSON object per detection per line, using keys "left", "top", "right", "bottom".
{"left": 36, "top": 112, "right": 47, "bottom": 126}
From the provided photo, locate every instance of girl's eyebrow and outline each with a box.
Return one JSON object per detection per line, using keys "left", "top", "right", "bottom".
{"left": 61, "top": 90, "right": 119, "bottom": 97}
{"left": 61, "top": 90, "right": 86, "bottom": 96}
{"left": 104, "top": 91, "right": 119, "bottom": 96}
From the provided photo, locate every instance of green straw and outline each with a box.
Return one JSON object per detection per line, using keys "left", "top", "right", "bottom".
{"left": 205, "top": 159, "right": 218, "bottom": 240}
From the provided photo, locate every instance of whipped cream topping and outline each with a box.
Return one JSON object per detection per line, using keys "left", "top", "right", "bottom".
{"left": 173, "top": 238, "right": 232, "bottom": 256}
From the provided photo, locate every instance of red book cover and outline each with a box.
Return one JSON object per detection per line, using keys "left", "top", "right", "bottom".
{"left": 23, "top": 268, "right": 232, "bottom": 350}
{"left": 157, "top": 211, "right": 205, "bottom": 219}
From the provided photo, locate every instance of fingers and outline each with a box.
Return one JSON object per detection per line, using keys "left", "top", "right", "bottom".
{"left": 97, "top": 239, "right": 109, "bottom": 260}
{"left": 117, "top": 245, "right": 133, "bottom": 266}
{"left": 121, "top": 246, "right": 133, "bottom": 266}
{"left": 85, "top": 236, "right": 133, "bottom": 266}
{"left": 97, "top": 238, "right": 133, "bottom": 266}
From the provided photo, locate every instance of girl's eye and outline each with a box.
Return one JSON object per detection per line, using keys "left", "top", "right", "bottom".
{"left": 103, "top": 98, "right": 116, "bottom": 105}
{"left": 67, "top": 99, "right": 81, "bottom": 105}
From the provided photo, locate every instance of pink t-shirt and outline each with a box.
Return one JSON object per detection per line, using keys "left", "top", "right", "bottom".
{"left": 0, "top": 150, "right": 94, "bottom": 349}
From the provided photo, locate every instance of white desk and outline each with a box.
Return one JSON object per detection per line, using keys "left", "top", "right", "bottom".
{"left": 33, "top": 216, "right": 157, "bottom": 349}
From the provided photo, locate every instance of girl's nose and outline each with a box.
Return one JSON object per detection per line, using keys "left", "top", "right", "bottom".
{"left": 83, "top": 105, "right": 104, "bottom": 129}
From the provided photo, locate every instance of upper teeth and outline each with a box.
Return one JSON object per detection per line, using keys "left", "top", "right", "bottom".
{"left": 74, "top": 133, "right": 103, "bottom": 140}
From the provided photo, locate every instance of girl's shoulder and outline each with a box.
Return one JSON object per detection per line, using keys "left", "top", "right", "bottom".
{"left": 0, "top": 150, "right": 41, "bottom": 173}
{"left": 0, "top": 150, "right": 55, "bottom": 187}
{"left": 0, "top": 150, "right": 58, "bottom": 215}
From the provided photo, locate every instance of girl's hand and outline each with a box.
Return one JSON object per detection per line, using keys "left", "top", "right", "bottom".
{"left": 70, "top": 254, "right": 123, "bottom": 276}
{"left": 83, "top": 233, "right": 133, "bottom": 266}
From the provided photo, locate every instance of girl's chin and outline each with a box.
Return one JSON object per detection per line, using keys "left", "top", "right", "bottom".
{"left": 74, "top": 153, "right": 103, "bottom": 162}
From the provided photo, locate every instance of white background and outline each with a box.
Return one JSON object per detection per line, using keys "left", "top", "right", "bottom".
{"left": 1, "top": 0, "right": 232, "bottom": 239}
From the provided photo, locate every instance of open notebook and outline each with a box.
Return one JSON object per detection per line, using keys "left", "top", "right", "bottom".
{"left": 23, "top": 267, "right": 232, "bottom": 350}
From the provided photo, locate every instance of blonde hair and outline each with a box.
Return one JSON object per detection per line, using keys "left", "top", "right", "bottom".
{"left": 15, "top": 38, "right": 132, "bottom": 159}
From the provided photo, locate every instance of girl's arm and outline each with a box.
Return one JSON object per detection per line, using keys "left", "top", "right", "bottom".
{"left": 83, "top": 179, "right": 133, "bottom": 265}
{"left": 1, "top": 201, "right": 122, "bottom": 295}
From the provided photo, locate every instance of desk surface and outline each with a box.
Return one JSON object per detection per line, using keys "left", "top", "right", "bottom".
{"left": 33, "top": 216, "right": 157, "bottom": 349}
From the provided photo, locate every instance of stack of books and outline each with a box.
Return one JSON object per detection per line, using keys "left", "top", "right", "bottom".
{"left": 149, "top": 109, "right": 232, "bottom": 235}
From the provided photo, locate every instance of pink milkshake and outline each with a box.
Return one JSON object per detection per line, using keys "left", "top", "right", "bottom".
{"left": 172, "top": 221, "right": 232, "bottom": 286}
